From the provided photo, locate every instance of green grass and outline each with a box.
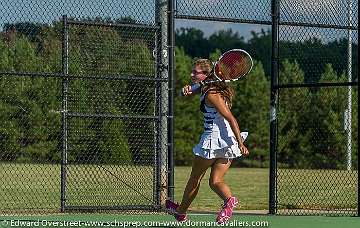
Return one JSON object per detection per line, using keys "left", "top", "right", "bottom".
{"left": 0, "top": 163, "right": 155, "bottom": 212}
{"left": 1, "top": 214, "right": 360, "bottom": 228}
{"left": 175, "top": 167, "right": 357, "bottom": 213}
{"left": 277, "top": 169, "right": 358, "bottom": 212}
{"left": 174, "top": 167, "right": 269, "bottom": 211}
{"left": 0, "top": 163, "right": 357, "bottom": 214}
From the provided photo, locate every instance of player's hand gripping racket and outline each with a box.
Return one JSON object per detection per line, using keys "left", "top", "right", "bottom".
{"left": 181, "top": 49, "right": 253, "bottom": 96}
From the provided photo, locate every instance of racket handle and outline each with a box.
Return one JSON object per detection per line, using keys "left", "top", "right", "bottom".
{"left": 181, "top": 83, "right": 201, "bottom": 96}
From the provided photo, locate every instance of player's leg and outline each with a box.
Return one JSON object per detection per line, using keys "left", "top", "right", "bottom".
{"left": 209, "top": 158, "right": 233, "bottom": 201}
{"left": 209, "top": 158, "right": 238, "bottom": 224}
{"left": 176, "top": 155, "right": 214, "bottom": 214}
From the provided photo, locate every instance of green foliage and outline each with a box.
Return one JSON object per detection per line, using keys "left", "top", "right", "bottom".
{"left": 11, "top": 37, "right": 40, "bottom": 72}
{"left": 175, "top": 28, "right": 210, "bottom": 58}
{"left": 0, "top": 101, "right": 21, "bottom": 160}
{"left": 64, "top": 24, "right": 155, "bottom": 164}
{"left": 277, "top": 60, "right": 311, "bottom": 168}
{"left": 174, "top": 47, "right": 193, "bottom": 88}
{"left": 0, "top": 40, "right": 13, "bottom": 71}
{"left": 277, "top": 61, "right": 357, "bottom": 169}
{"left": 209, "top": 49, "right": 221, "bottom": 62}
{"left": 0, "top": 20, "right": 358, "bottom": 169}
{"left": 232, "top": 61, "right": 270, "bottom": 167}
{"left": 176, "top": 28, "right": 358, "bottom": 82}
{"left": 246, "top": 29, "right": 272, "bottom": 78}
{"left": 208, "top": 29, "right": 245, "bottom": 53}
{"left": 0, "top": 19, "right": 157, "bottom": 164}
{"left": 174, "top": 47, "right": 202, "bottom": 165}
{"left": 0, "top": 36, "right": 61, "bottom": 163}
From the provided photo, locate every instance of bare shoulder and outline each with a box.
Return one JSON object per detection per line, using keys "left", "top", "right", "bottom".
{"left": 205, "top": 91, "right": 225, "bottom": 107}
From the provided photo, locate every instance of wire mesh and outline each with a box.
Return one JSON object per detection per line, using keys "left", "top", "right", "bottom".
{"left": 0, "top": 76, "right": 62, "bottom": 213}
{"left": 175, "top": 0, "right": 271, "bottom": 23}
{"left": 277, "top": 87, "right": 358, "bottom": 215}
{"left": 66, "top": 118, "right": 157, "bottom": 208}
{"left": 175, "top": 0, "right": 358, "bottom": 216}
{"left": 279, "top": 26, "right": 358, "bottom": 84}
{"left": 276, "top": 0, "right": 358, "bottom": 216}
{"left": 68, "top": 23, "right": 158, "bottom": 78}
{"left": 280, "top": 0, "right": 358, "bottom": 27}
{"left": 0, "top": 0, "right": 164, "bottom": 214}
{"left": 0, "top": 0, "right": 358, "bottom": 217}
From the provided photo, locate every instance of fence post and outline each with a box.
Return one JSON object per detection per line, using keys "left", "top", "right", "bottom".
{"left": 269, "top": 0, "right": 279, "bottom": 215}
{"left": 345, "top": 0, "right": 353, "bottom": 171}
{"left": 61, "top": 14, "right": 69, "bottom": 213}
{"left": 167, "top": 0, "right": 175, "bottom": 201}
{"left": 358, "top": 72, "right": 360, "bottom": 217}
{"left": 155, "top": 0, "right": 169, "bottom": 206}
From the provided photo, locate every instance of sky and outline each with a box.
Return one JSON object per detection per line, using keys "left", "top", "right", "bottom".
{"left": 0, "top": 0, "right": 357, "bottom": 42}
{"left": 175, "top": 19, "right": 269, "bottom": 40}
{"left": 0, "top": 0, "right": 267, "bottom": 39}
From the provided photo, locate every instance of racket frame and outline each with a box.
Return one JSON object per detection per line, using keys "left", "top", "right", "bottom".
{"left": 186, "top": 49, "right": 253, "bottom": 94}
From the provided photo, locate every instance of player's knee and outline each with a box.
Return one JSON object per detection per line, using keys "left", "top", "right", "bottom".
{"left": 209, "top": 178, "right": 221, "bottom": 190}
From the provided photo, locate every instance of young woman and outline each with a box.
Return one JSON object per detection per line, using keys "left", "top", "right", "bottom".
{"left": 166, "top": 59, "right": 249, "bottom": 224}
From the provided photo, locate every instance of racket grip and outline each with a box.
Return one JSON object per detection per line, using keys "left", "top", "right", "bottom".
{"left": 180, "top": 83, "right": 201, "bottom": 96}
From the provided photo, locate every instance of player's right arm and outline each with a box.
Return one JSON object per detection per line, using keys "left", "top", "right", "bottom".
{"left": 182, "top": 84, "right": 200, "bottom": 97}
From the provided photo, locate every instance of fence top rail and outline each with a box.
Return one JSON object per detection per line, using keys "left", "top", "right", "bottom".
{"left": 276, "top": 81, "right": 358, "bottom": 89}
{"left": 66, "top": 19, "right": 160, "bottom": 30}
{"left": 174, "top": 16, "right": 358, "bottom": 31}
{"left": 0, "top": 72, "right": 167, "bottom": 82}
{"left": 174, "top": 15, "right": 272, "bottom": 25}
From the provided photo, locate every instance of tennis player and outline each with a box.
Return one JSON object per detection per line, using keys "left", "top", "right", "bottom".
{"left": 166, "top": 59, "right": 249, "bottom": 224}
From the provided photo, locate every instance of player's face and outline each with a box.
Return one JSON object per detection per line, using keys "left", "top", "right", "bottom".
{"left": 191, "top": 65, "right": 207, "bottom": 83}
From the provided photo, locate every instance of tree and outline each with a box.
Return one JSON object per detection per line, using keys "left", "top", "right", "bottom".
{"left": 312, "top": 64, "right": 347, "bottom": 169}
{"left": 232, "top": 61, "right": 270, "bottom": 167}
{"left": 277, "top": 60, "right": 310, "bottom": 168}
{"left": 0, "top": 39, "right": 13, "bottom": 71}
{"left": 175, "top": 27, "right": 210, "bottom": 58}
{"left": 208, "top": 29, "right": 245, "bottom": 54}
{"left": 174, "top": 47, "right": 202, "bottom": 165}
{"left": 246, "top": 29, "right": 271, "bottom": 78}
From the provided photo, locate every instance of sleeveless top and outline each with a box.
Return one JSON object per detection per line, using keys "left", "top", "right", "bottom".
{"left": 195, "top": 90, "right": 238, "bottom": 150}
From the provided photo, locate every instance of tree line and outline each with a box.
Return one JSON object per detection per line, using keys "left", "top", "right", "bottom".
{"left": 174, "top": 28, "right": 358, "bottom": 169}
{"left": 0, "top": 19, "right": 358, "bottom": 169}
{"left": 176, "top": 27, "right": 358, "bottom": 83}
{"left": 0, "top": 19, "right": 156, "bottom": 165}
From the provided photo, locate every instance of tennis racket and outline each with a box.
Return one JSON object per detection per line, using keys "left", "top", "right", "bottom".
{"left": 181, "top": 49, "right": 253, "bottom": 95}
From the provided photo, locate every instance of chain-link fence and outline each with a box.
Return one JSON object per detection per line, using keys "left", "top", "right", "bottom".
{"left": 0, "top": 0, "right": 171, "bottom": 214}
{"left": 0, "top": 0, "right": 358, "bottom": 216}
{"left": 275, "top": 0, "right": 358, "bottom": 216}
{"left": 175, "top": 0, "right": 358, "bottom": 216}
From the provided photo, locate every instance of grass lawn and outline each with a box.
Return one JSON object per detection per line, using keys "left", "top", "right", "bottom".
{"left": 0, "top": 163, "right": 357, "bottom": 214}
{"left": 174, "top": 167, "right": 269, "bottom": 211}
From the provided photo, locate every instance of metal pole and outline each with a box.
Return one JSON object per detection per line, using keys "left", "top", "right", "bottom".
{"left": 345, "top": 0, "right": 352, "bottom": 171}
{"left": 269, "top": 0, "right": 279, "bottom": 215}
{"left": 60, "top": 15, "right": 69, "bottom": 212}
{"left": 167, "top": 0, "right": 175, "bottom": 201}
{"left": 357, "top": 39, "right": 360, "bottom": 217}
{"left": 155, "top": 0, "right": 169, "bottom": 206}
{"left": 153, "top": 28, "right": 161, "bottom": 208}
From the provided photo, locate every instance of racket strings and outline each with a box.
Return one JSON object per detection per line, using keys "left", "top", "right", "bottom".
{"left": 215, "top": 51, "right": 252, "bottom": 81}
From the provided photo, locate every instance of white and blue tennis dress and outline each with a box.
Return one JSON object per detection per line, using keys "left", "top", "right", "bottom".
{"left": 193, "top": 90, "right": 245, "bottom": 159}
